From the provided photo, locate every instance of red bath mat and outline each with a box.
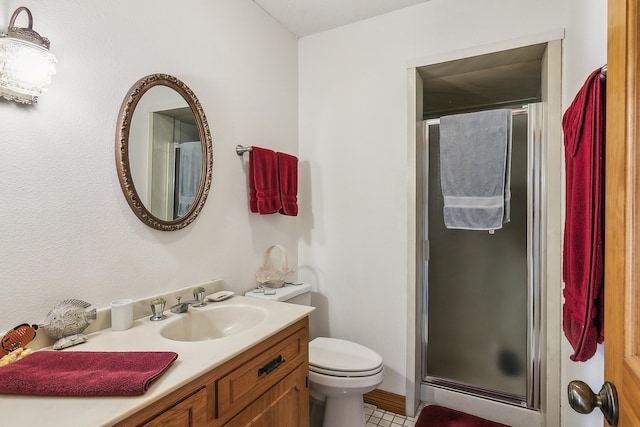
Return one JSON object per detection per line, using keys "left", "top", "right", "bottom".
{"left": 416, "top": 405, "right": 511, "bottom": 427}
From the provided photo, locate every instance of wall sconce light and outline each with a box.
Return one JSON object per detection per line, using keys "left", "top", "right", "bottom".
{"left": 0, "top": 7, "right": 56, "bottom": 104}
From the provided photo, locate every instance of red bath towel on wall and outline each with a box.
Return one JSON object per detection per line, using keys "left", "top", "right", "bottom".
{"left": 249, "top": 146, "right": 282, "bottom": 214}
{"left": 277, "top": 152, "right": 299, "bottom": 216}
{"left": 562, "top": 68, "right": 605, "bottom": 362}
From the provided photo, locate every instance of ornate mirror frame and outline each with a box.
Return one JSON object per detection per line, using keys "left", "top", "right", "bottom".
{"left": 115, "top": 74, "right": 213, "bottom": 231}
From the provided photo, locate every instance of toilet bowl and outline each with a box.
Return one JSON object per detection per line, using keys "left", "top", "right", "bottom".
{"left": 309, "top": 337, "right": 384, "bottom": 427}
{"left": 244, "top": 284, "right": 384, "bottom": 427}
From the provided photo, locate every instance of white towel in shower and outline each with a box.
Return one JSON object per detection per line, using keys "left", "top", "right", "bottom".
{"left": 177, "top": 141, "right": 202, "bottom": 216}
{"left": 439, "top": 109, "right": 512, "bottom": 231}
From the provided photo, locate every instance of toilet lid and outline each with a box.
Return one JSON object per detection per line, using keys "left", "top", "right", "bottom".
{"left": 309, "top": 337, "right": 383, "bottom": 374}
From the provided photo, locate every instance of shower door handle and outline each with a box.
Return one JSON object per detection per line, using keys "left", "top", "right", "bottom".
{"left": 567, "top": 380, "right": 619, "bottom": 426}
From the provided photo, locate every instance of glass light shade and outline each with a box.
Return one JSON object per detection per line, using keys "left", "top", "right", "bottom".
{"left": 0, "top": 37, "right": 56, "bottom": 104}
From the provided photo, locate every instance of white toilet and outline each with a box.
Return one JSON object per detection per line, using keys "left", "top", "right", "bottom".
{"left": 245, "top": 284, "right": 384, "bottom": 427}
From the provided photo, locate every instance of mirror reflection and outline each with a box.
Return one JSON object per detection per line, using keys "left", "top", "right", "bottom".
{"left": 129, "top": 87, "right": 202, "bottom": 220}
{"left": 116, "top": 74, "right": 212, "bottom": 231}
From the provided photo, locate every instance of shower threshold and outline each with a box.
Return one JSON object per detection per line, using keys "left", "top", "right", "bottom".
{"left": 420, "top": 380, "right": 541, "bottom": 427}
{"left": 424, "top": 376, "right": 528, "bottom": 408}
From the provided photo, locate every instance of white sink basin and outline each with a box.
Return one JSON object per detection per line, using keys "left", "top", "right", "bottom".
{"left": 159, "top": 305, "right": 267, "bottom": 342}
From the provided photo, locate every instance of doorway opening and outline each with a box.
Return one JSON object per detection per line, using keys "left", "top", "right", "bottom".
{"left": 407, "top": 38, "right": 563, "bottom": 426}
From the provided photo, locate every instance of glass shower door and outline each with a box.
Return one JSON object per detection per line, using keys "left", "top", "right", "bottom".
{"left": 422, "top": 107, "right": 541, "bottom": 407}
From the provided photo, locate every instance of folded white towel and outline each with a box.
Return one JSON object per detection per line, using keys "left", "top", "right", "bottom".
{"left": 439, "top": 109, "right": 512, "bottom": 231}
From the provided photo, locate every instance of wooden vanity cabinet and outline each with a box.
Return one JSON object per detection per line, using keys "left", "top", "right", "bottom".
{"left": 114, "top": 318, "right": 309, "bottom": 427}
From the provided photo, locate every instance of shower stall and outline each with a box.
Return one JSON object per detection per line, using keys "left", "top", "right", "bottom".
{"left": 421, "top": 105, "right": 543, "bottom": 409}
{"left": 408, "top": 38, "right": 562, "bottom": 426}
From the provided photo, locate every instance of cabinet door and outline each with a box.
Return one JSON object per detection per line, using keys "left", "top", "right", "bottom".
{"left": 142, "top": 388, "right": 207, "bottom": 427}
{"left": 224, "top": 364, "right": 308, "bottom": 427}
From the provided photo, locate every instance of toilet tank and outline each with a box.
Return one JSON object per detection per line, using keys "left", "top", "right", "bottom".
{"left": 244, "top": 283, "right": 312, "bottom": 306}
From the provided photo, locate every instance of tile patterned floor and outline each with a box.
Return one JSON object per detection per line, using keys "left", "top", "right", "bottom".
{"left": 364, "top": 402, "right": 426, "bottom": 427}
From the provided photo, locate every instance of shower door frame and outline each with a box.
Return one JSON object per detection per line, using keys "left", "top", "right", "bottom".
{"left": 420, "top": 105, "right": 544, "bottom": 409}
{"left": 405, "top": 36, "right": 562, "bottom": 426}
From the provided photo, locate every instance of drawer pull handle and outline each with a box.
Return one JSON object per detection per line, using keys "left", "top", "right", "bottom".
{"left": 258, "top": 355, "right": 285, "bottom": 377}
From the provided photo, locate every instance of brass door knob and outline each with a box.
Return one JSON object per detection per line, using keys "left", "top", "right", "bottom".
{"left": 568, "top": 380, "right": 618, "bottom": 426}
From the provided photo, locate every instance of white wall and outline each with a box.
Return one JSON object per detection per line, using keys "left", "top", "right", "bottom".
{"left": 0, "top": 0, "right": 299, "bottom": 333}
{"left": 298, "top": 0, "right": 607, "bottom": 426}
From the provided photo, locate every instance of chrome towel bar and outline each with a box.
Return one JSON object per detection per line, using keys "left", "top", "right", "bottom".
{"left": 236, "top": 145, "right": 253, "bottom": 155}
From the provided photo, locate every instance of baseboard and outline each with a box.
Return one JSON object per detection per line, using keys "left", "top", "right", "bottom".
{"left": 364, "top": 389, "right": 406, "bottom": 415}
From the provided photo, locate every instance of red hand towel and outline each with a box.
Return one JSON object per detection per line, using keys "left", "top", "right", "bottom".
{"left": 562, "top": 68, "right": 605, "bottom": 362}
{"left": 249, "top": 146, "right": 282, "bottom": 214}
{"left": 277, "top": 152, "right": 298, "bottom": 216}
{"left": 0, "top": 351, "right": 178, "bottom": 396}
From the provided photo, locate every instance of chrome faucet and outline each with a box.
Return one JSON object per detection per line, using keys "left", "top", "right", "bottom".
{"left": 169, "top": 288, "right": 207, "bottom": 314}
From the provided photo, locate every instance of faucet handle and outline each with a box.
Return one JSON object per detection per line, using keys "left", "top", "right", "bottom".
{"left": 149, "top": 297, "right": 167, "bottom": 321}
{"left": 192, "top": 287, "right": 207, "bottom": 307}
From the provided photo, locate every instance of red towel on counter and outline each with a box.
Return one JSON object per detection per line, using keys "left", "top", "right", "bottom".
{"left": 249, "top": 146, "right": 282, "bottom": 214}
{"left": 277, "top": 152, "right": 299, "bottom": 216}
{"left": 0, "top": 351, "right": 178, "bottom": 396}
{"left": 562, "top": 68, "right": 605, "bottom": 362}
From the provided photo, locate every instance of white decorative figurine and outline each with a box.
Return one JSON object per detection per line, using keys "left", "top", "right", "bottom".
{"left": 39, "top": 299, "right": 97, "bottom": 350}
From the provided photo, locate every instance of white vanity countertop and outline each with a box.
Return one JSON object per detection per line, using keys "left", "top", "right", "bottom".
{"left": 0, "top": 296, "right": 313, "bottom": 427}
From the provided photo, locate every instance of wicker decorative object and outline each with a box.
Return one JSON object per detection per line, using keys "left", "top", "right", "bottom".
{"left": 255, "top": 245, "right": 294, "bottom": 288}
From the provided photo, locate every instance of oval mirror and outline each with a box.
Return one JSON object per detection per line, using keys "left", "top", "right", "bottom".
{"left": 115, "top": 74, "right": 213, "bottom": 231}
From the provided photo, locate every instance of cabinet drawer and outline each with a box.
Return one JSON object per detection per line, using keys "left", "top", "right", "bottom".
{"left": 216, "top": 326, "right": 307, "bottom": 418}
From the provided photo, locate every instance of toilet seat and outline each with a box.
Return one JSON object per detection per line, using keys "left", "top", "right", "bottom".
{"left": 309, "top": 364, "right": 383, "bottom": 377}
{"left": 309, "top": 337, "right": 383, "bottom": 377}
